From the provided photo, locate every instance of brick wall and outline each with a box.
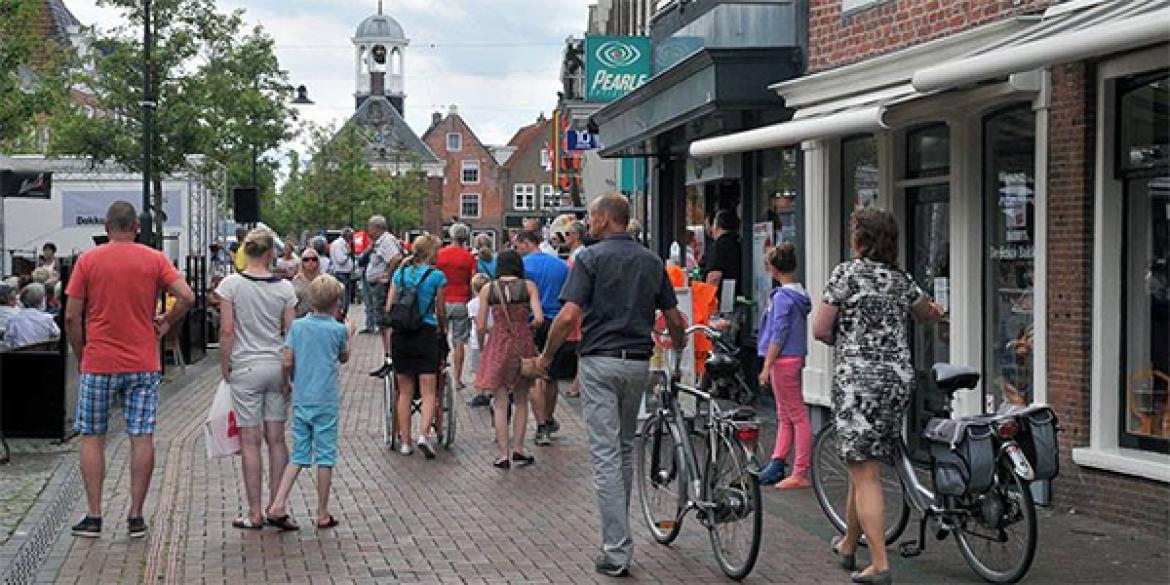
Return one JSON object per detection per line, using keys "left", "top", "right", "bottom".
{"left": 422, "top": 115, "right": 505, "bottom": 238}
{"left": 807, "top": 0, "right": 1051, "bottom": 73}
{"left": 1045, "top": 62, "right": 1170, "bottom": 538}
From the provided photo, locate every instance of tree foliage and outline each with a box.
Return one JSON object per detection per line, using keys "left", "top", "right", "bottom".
{"left": 48, "top": 0, "right": 295, "bottom": 232}
{"left": 0, "top": 0, "right": 71, "bottom": 148}
{"left": 267, "top": 122, "right": 431, "bottom": 237}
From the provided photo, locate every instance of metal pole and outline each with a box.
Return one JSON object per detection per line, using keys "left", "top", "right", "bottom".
{"left": 142, "top": 0, "right": 156, "bottom": 248}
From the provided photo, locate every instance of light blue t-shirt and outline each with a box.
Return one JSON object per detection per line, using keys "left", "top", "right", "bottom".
{"left": 392, "top": 264, "right": 448, "bottom": 327}
{"left": 523, "top": 251, "right": 569, "bottom": 319}
{"left": 285, "top": 314, "right": 348, "bottom": 407}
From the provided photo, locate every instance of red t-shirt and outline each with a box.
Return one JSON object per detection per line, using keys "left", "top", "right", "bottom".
{"left": 435, "top": 245, "right": 476, "bottom": 303}
{"left": 65, "top": 241, "right": 182, "bottom": 374}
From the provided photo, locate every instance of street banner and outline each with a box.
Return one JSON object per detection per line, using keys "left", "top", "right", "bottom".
{"left": 584, "top": 36, "right": 651, "bottom": 103}
{"left": 61, "top": 189, "right": 182, "bottom": 228}
{"left": 0, "top": 171, "right": 51, "bottom": 199}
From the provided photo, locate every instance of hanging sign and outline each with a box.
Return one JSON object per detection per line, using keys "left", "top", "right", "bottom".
{"left": 584, "top": 36, "right": 651, "bottom": 103}
{"left": 567, "top": 129, "right": 600, "bottom": 151}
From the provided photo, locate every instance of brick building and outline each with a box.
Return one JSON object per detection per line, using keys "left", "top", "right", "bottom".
{"left": 690, "top": 0, "right": 1169, "bottom": 535}
{"left": 501, "top": 114, "right": 557, "bottom": 232}
{"left": 421, "top": 107, "right": 506, "bottom": 247}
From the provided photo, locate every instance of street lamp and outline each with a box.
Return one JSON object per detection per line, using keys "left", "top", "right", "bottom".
{"left": 248, "top": 80, "right": 314, "bottom": 219}
{"left": 291, "top": 85, "right": 314, "bottom": 105}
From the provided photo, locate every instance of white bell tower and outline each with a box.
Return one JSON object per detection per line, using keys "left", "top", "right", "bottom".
{"left": 353, "top": 0, "right": 408, "bottom": 114}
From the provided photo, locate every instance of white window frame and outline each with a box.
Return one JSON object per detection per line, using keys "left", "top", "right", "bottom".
{"left": 446, "top": 132, "right": 462, "bottom": 152}
{"left": 461, "top": 160, "right": 480, "bottom": 185}
{"left": 513, "top": 183, "right": 536, "bottom": 211}
{"left": 540, "top": 184, "right": 557, "bottom": 209}
{"left": 1077, "top": 45, "right": 1170, "bottom": 483}
{"left": 540, "top": 148, "right": 552, "bottom": 171}
{"left": 460, "top": 193, "right": 481, "bottom": 219}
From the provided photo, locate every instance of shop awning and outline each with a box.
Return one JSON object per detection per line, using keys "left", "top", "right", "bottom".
{"left": 913, "top": 0, "right": 1170, "bottom": 93}
{"left": 689, "top": 105, "right": 888, "bottom": 158}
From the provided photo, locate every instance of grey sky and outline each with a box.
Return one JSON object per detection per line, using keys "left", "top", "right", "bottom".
{"left": 66, "top": 0, "right": 592, "bottom": 147}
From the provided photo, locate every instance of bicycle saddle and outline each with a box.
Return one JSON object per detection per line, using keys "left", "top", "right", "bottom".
{"left": 728, "top": 406, "right": 756, "bottom": 421}
{"left": 932, "top": 363, "right": 981, "bottom": 391}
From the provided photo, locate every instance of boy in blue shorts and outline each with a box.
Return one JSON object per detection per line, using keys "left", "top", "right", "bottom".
{"left": 267, "top": 274, "right": 354, "bottom": 530}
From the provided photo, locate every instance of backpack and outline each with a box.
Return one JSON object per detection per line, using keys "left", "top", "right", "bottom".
{"left": 388, "top": 266, "right": 435, "bottom": 333}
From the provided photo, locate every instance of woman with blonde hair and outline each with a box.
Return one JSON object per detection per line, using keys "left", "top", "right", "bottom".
{"left": 291, "top": 247, "right": 324, "bottom": 318}
{"left": 387, "top": 234, "right": 448, "bottom": 458}
{"left": 215, "top": 227, "right": 298, "bottom": 530}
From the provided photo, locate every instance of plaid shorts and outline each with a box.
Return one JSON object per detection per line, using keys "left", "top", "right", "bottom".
{"left": 74, "top": 372, "right": 162, "bottom": 436}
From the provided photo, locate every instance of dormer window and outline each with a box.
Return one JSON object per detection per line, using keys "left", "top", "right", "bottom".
{"left": 447, "top": 133, "right": 462, "bottom": 151}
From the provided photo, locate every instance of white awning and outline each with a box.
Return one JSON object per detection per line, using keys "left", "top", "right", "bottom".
{"left": 913, "top": 0, "right": 1170, "bottom": 92}
{"left": 689, "top": 106, "right": 887, "bottom": 158}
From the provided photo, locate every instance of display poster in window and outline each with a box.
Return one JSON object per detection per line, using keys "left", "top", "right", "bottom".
{"left": 752, "top": 222, "right": 774, "bottom": 331}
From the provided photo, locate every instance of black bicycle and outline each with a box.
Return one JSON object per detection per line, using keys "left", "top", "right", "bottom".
{"left": 637, "top": 324, "right": 763, "bottom": 580}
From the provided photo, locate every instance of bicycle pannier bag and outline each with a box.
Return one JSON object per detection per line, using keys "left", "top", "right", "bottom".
{"left": 1018, "top": 406, "right": 1059, "bottom": 480}
{"left": 388, "top": 267, "right": 434, "bottom": 333}
{"left": 923, "top": 417, "right": 996, "bottom": 497}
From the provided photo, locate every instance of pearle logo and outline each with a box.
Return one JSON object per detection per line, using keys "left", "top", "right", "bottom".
{"left": 595, "top": 40, "right": 641, "bottom": 69}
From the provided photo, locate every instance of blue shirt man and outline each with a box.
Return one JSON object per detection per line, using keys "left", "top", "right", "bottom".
{"left": 517, "top": 232, "right": 569, "bottom": 319}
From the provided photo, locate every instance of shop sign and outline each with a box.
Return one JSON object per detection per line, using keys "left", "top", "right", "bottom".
{"left": 567, "top": 129, "right": 600, "bottom": 151}
{"left": 584, "top": 36, "right": 651, "bottom": 103}
{"left": 62, "top": 189, "right": 182, "bottom": 228}
{"left": 686, "top": 155, "right": 741, "bottom": 186}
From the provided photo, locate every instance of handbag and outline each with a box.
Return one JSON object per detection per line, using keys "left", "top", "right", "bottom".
{"left": 493, "top": 280, "right": 548, "bottom": 381}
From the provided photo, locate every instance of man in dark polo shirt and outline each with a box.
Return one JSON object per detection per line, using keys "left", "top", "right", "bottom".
{"left": 703, "top": 209, "right": 743, "bottom": 294}
{"left": 537, "top": 194, "right": 686, "bottom": 578}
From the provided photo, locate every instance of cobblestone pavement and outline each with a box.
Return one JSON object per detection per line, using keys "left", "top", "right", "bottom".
{"left": 0, "top": 441, "right": 75, "bottom": 546}
{"left": 5, "top": 307, "right": 1168, "bottom": 584}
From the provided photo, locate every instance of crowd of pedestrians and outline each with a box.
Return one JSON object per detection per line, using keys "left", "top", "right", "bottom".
{"left": 59, "top": 195, "right": 950, "bottom": 585}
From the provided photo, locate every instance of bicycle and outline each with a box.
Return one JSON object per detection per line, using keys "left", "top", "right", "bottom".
{"left": 382, "top": 363, "right": 457, "bottom": 451}
{"left": 637, "top": 324, "right": 763, "bottom": 580}
{"left": 811, "top": 364, "right": 1041, "bottom": 583}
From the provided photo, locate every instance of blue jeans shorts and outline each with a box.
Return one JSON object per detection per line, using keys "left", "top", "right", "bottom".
{"left": 290, "top": 405, "right": 339, "bottom": 467}
{"left": 74, "top": 372, "right": 161, "bottom": 436}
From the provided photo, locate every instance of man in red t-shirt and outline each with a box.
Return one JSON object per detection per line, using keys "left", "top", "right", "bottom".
{"left": 63, "top": 201, "right": 195, "bottom": 539}
{"left": 435, "top": 223, "right": 477, "bottom": 395}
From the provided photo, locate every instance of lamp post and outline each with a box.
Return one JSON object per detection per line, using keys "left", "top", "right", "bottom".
{"left": 141, "top": 0, "right": 156, "bottom": 248}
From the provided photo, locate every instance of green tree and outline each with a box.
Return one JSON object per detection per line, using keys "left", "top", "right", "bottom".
{"left": 267, "top": 121, "right": 431, "bottom": 237}
{"left": 0, "top": 0, "right": 71, "bottom": 148}
{"left": 48, "top": 0, "right": 295, "bottom": 239}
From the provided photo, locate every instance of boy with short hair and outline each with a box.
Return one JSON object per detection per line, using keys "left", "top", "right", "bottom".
{"left": 267, "top": 274, "right": 355, "bottom": 530}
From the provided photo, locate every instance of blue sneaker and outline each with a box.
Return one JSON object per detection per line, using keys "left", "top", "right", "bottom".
{"left": 760, "top": 458, "right": 788, "bottom": 485}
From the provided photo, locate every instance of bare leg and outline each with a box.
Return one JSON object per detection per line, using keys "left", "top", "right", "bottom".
{"left": 452, "top": 342, "right": 466, "bottom": 389}
{"left": 315, "top": 467, "right": 333, "bottom": 524}
{"left": 418, "top": 373, "right": 438, "bottom": 437}
{"left": 396, "top": 374, "right": 416, "bottom": 444}
{"left": 529, "top": 379, "right": 547, "bottom": 426}
{"left": 80, "top": 435, "right": 106, "bottom": 517}
{"left": 238, "top": 426, "right": 265, "bottom": 524}
{"left": 849, "top": 461, "right": 889, "bottom": 574}
{"left": 841, "top": 480, "right": 861, "bottom": 555}
{"left": 492, "top": 387, "right": 510, "bottom": 460}
{"left": 264, "top": 421, "right": 288, "bottom": 509}
{"left": 127, "top": 436, "right": 155, "bottom": 518}
{"left": 512, "top": 385, "right": 530, "bottom": 454}
{"left": 267, "top": 464, "right": 302, "bottom": 518}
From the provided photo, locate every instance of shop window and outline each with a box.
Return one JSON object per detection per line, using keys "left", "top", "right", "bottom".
{"left": 983, "top": 105, "right": 1037, "bottom": 413}
{"left": 461, "top": 160, "right": 480, "bottom": 184}
{"left": 513, "top": 184, "right": 536, "bottom": 210}
{"left": 1119, "top": 70, "right": 1170, "bottom": 452}
{"left": 841, "top": 135, "right": 878, "bottom": 260}
{"left": 753, "top": 147, "right": 801, "bottom": 330}
{"left": 907, "top": 124, "right": 950, "bottom": 178}
{"left": 460, "top": 193, "right": 481, "bottom": 219}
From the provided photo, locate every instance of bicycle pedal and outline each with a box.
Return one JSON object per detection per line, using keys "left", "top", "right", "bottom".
{"left": 898, "top": 541, "right": 922, "bottom": 558}
{"left": 654, "top": 520, "right": 676, "bottom": 531}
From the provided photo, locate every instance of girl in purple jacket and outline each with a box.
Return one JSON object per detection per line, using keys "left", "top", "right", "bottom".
{"left": 757, "top": 243, "right": 812, "bottom": 488}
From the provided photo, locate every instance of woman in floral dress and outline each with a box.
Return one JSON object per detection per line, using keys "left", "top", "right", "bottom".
{"left": 473, "top": 250, "right": 544, "bottom": 469}
{"left": 812, "top": 208, "right": 945, "bottom": 585}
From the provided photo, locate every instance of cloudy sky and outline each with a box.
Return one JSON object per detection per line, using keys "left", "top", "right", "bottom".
{"left": 67, "top": 0, "right": 592, "bottom": 148}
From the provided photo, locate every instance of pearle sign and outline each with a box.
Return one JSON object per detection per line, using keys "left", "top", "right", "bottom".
{"left": 584, "top": 36, "right": 651, "bottom": 103}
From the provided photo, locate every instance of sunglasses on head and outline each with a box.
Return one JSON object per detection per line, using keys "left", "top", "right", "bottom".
{"left": 303, "top": 256, "right": 319, "bottom": 262}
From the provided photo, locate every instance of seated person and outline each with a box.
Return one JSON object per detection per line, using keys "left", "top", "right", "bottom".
{"left": 0, "top": 284, "right": 19, "bottom": 337}
{"left": 5, "top": 283, "right": 60, "bottom": 348}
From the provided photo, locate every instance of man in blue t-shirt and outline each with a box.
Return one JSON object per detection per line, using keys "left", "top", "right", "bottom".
{"left": 515, "top": 230, "right": 571, "bottom": 446}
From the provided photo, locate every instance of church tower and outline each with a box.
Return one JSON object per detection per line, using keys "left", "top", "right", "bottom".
{"left": 353, "top": 1, "right": 407, "bottom": 115}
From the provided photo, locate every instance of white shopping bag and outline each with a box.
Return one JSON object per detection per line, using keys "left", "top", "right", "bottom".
{"left": 204, "top": 381, "right": 241, "bottom": 458}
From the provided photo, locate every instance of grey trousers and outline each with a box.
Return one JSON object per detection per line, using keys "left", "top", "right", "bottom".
{"left": 578, "top": 356, "right": 651, "bottom": 568}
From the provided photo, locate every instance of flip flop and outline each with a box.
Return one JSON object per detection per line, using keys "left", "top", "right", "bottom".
{"left": 232, "top": 516, "right": 263, "bottom": 530}
{"left": 316, "top": 515, "right": 340, "bottom": 529}
{"left": 265, "top": 515, "right": 300, "bottom": 531}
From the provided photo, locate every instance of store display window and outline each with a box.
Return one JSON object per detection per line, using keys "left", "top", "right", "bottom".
{"left": 841, "top": 135, "right": 878, "bottom": 260}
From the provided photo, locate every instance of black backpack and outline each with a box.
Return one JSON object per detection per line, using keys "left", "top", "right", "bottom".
{"left": 388, "top": 266, "right": 434, "bottom": 332}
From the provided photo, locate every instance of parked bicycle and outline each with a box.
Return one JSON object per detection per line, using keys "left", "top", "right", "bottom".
{"left": 637, "top": 324, "right": 763, "bottom": 580}
{"left": 811, "top": 364, "right": 1060, "bottom": 583}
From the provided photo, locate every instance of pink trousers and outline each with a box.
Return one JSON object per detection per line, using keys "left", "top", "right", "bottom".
{"left": 770, "top": 356, "right": 810, "bottom": 475}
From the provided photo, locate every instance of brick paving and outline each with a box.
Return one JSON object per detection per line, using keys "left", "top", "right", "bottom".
{"left": 11, "top": 306, "right": 1167, "bottom": 584}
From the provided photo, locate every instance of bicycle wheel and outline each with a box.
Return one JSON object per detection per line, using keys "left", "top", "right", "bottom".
{"left": 383, "top": 374, "right": 396, "bottom": 447}
{"left": 954, "top": 467, "right": 1037, "bottom": 583}
{"left": 705, "top": 431, "right": 762, "bottom": 580}
{"left": 810, "top": 424, "right": 910, "bottom": 545}
{"left": 637, "top": 414, "right": 684, "bottom": 545}
{"left": 442, "top": 370, "right": 457, "bottom": 449}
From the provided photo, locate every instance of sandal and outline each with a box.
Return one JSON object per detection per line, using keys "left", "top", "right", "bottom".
{"left": 232, "top": 516, "right": 263, "bottom": 530}
{"left": 832, "top": 535, "right": 858, "bottom": 571}
{"left": 511, "top": 452, "right": 535, "bottom": 467}
{"left": 493, "top": 458, "right": 511, "bottom": 469}
{"left": 265, "top": 515, "right": 300, "bottom": 532}
{"left": 316, "top": 515, "right": 340, "bottom": 529}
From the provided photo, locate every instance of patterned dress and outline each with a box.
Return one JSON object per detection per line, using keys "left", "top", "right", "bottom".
{"left": 823, "top": 258, "right": 926, "bottom": 462}
{"left": 474, "top": 279, "right": 537, "bottom": 391}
